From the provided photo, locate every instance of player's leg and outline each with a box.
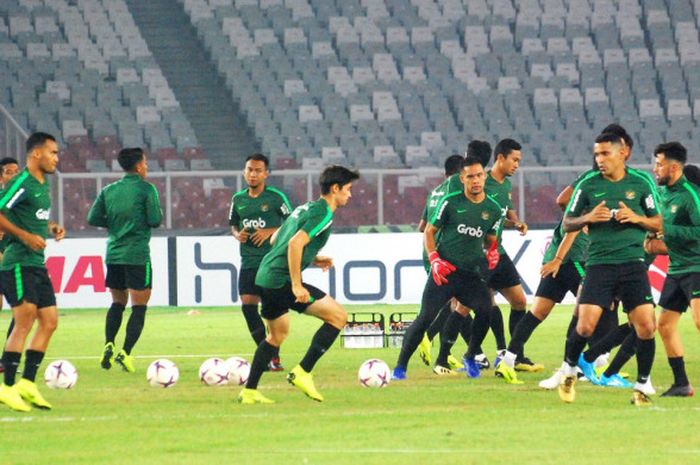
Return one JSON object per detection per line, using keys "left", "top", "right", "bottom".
{"left": 115, "top": 264, "right": 153, "bottom": 372}
{"left": 434, "top": 305, "right": 469, "bottom": 374}
{"left": 597, "top": 331, "right": 636, "bottom": 387}
{"left": 457, "top": 276, "right": 494, "bottom": 379}
{"left": 419, "top": 301, "right": 451, "bottom": 367}
{"left": 691, "top": 298, "right": 700, "bottom": 332}
{"left": 627, "top": 303, "right": 656, "bottom": 405}
{"left": 102, "top": 265, "right": 127, "bottom": 369}
{"left": 14, "top": 304, "right": 57, "bottom": 409}
{"left": 657, "top": 310, "right": 692, "bottom": 396}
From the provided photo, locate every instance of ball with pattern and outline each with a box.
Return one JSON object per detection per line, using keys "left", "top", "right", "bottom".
{"left": 44, "top": 360, "right": 78, "bottom": 389}
{"left": 358, "top": 359, "right": 390, "bottom": 388}
{"left": 147, "top": 359, "right": 179, "bottom": 388}
{"left": 225, "top": 357, "right": 251, "bottom": 386}
{"left": 199, "top": 357, "right": 231, "bottom": 386}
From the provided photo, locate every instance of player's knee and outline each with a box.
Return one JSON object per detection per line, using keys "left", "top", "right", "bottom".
{"left": 575, "top": 321, "right": 595, "bottom": 338}
{"left": 267, "top": 329, "right": 288, "bottom": 346}
{"left": 635, "top": 321, "right": 656, "bottom": 339}
{"left": 511, "top": 297, "right": 527, "bottom": 310}
{"left": 329, "top": 307, "right": 347, "bottom": 329}
{"left": 657, "top": 318, "right": 674, "bottom": 337}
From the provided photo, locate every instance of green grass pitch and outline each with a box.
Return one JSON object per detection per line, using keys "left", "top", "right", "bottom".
{"left": 2, "top": 304, "right": 699, "bottom": 465}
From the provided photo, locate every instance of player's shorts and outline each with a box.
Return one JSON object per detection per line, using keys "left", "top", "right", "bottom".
{"left": 487, "top": 253, "right": 522, "bottom": 290}
{"left": 0, "top": 265, "right": 56, "bottom": 309}
{"left": 659, "top": 272, "right": 700, "bottom": 313}
{"left": 422, "top": 269, "right": 492, "bottom": 315}
{"left": 106, "top": 263, "right": 152, "bottom": 290}
{"left": 259, "top": 281, "right": 327, "bottom": 320}
{"left": 535, "top": 261, "right": 585, "bottom": 303}
{"left": 578, "top": 262, "right": 654, "bottom": 313}
{"left": 238, "top": 268, "right": 262, "bottom": 296}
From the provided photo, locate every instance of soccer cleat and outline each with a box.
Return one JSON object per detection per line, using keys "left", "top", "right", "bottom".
{"left": 495, "top": 360, "right": 524, "bottom": 384}
{"left": 660, "top": 384, "right": 694, "bottom": 397}
{"left": 391, "top": 366, "right": 406, "bottom": 381}
{"left": 14, "top": 378, "right": 52, "bottom": 410}
{"left": 558, "top": 375, "right": 576, "bottom": 403}
{"left": 115, "top": 350, "right": 135, "bottom": 373}
{"left": 418, "top": 333, "right": 432, "bottom": 366}
{"left": 432, "top": 364, "right": 457, "bottom": 376}
{"left": 463, "top": 357, "right": 481, "bottom": 379}
{"left": 493, "top": 349, "right": 506, "bottom": 369}
{"left": 100, "top": 342, "right": 115, "bottom": 370}
{"left": 539, "top": 370, "right": 562, "bottom": 390}
{"left": 287, "top": 365, "right": 323, "bottom": 402}
{"left": 634, "top": 379, "right": 656, "bottom": 396}
{"left": 474, "top": 353, "right": 490, "bottom": 370}
{"left": 268, "top": 357, "right": 284, "bottom": 372}
{"left": 577, "top": 354, "right": 599, "bottom": 383}
{"left": 515, "top": 356, "right": 544, "bottom": 372}
{"left": 631, "top": 390, "right": 652, "bottom": 406}
{"left": 599, "top": 374, "right": 633, "bottom": 389}
{"left": 237, "top": 388, "right": 275, "bottom": 404}
{"left": 446, "top": 355, "right": 461, "bottom": 370}
{"left": 0, "top": 383, "right": 31, "bottom": 412}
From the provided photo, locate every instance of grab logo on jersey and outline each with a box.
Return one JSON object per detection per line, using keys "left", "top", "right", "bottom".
{"left": 242, "top": 218, "right": 266, "bottom": 229}
{"left": 35, "top": 208, "right": 50, "bottom": 220}
{"left": 456, "top": 224, "right": 484, "bottom": 237}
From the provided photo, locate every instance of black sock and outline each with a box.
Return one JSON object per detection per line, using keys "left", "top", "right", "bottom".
{"left": 509, "top": 308, "right": 526, "bottom": 357}
{"left": 507, "top": 311, "right": 542, "bottom": 357}
{"left": 459, "top": 313, "right": 473, "bottom": 344}
{"left": 22, "top": 349, "right": 45, "bottom": 382}
{"left": 589, "top": 309, "right": 619, "bottom": 347}
{"left": 603, "top": 332, "right": 637, "bottom": 377}
{"left": 123, "top": 305, "right": 147, "bottom": 354}
{"left": 246, "top": 340, "right": 276, "bottom": 389}
{"left": 6, "top": 318, "right": 14, "bottom": 339}
{"left": 466, "top": 308, "right": 491, "bottom": 359}
{"left": 426, "top": 302, "right": 451, "bottom": 341}
{"left": 299, "top": 323, "right": 340, "bottom": 372}
{"left": 565, "top": 331, "right": 588, "bottom": 367}
{"left": 668, "top": 356, "right": 689, "bottom": 386}
{"left": 583, "top": 323, "right": 632, "bottom": 363}
{"left": 436, "top": 312, "right": 465, "bottom": 366}
{"left": 635, "top": 337, "right": 655, "bottom": 384}
{"left": 105, "top": 302, "right": 126, "bottom": 344}
{"left": 2, "top": 351, "right": 21, "bottom": 386}
{"left": 241, "top": 304, "right": 266, "bottom": 345}
{"left": 563, "top": 315, "right": 579, "bottom": 359}
{"left": 490, "top": 305, "right": 506, "bottom": 350}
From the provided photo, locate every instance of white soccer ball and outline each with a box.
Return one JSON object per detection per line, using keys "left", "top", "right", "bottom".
{"left": 199, "top": 357, "right": 231, "bottom": 386}
{"left": 147, "top": 359, "right": 179, "bottom": 388}
{"left": 225, "top": 356, "right": 251, "bottom": 386}
{"left": 358, "top": 358, "right": 390, "bottom": 388}
{"left": 44, "top": 360, "right": 78, "bottom": 389}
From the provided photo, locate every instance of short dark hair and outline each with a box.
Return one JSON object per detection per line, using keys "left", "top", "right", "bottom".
{"left": 684, "top": 164, "right": 700, "bottom": 187}
{"left": 654, "top": 141, "right": 687, "bottom": 165}
{"left": 493, "top": 138, "right": 521, "bottom": 162}
{"left": 26, "top": 132, "right": 56, "bottom": 154}
{"left": 594, "top": 132, "right": 623, "bottom": 145}
{"left": 466, "top": 140, "right": 492, "bottom": 167}
{"left": 462, "top": 156, "right": 485, "bottom": 169}
{"left": 117, "top": 147, "right": 145, "bottom": 172}
{"left": 444, "top": 155, "right": 464, "bottom": 176}
{"left": 319, "top": 165, "right": 360, "bottom": 195}
{"left": 245, "top": 153, "right": 269, "bottom": 168}
{"left": 602, "top": 123, "right": 634, "bottom": 149}
{"left": 0, "top": 157, "right": 19, "bottom": 174}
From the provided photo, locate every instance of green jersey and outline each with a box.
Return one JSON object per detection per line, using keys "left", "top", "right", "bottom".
{"left": 87, "top": 174, "right": 163, "bottom": 265}
{"left": 658, "top": 175, "right": 700, "bottom": 275}
{"left": 255, "top": 198, "right": 333, "bottom": 289}
{"left": 542, "top": 220, "right": 589, "bottom": 264}
{"left": 0, "top": 188, "right": 11, "bottom": 254}
{"left": 430, "top": 191, "right": 503, "bottom": 274}
{"left": 566, "top": 168, "right": 659, "bottom": 266}
{"left": 420, "top": 175, "right": 463, "bottom": 271}
{"left": 0, "top": 169, "right": 52, "bottom": 269}
{"left": 485, "top": 171, "right": 512, "bottom": 254}
{"left": 228, "top": 186, "right": 292, "bottom": 269}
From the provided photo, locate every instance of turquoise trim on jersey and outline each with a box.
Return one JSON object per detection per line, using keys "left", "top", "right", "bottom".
{"left": 145, "top": 261, "right": 151, "bottom": 287}
{"left": 682, "top": 181, "right": 700, "bottom": 213}
{"left": 573, "top": 261, "right": 585, "bottom": 278}
{"left": 308, "top": 206, "right": 333, "bottom": 238}
{"left": 429, "top": 191, "right": 461, "bottom": 224}
{"left": 565, "top": 170, "right": 599, "bottom": 214}
{"left": 267, "top": 186, "right": 292, "bottom": 212}
{"left": 0, "top": 171, "right": 29, "bottom": 209}
{"left": 14, "top": 264, "right": 23, "bottom": 301}
{"left": 628, "top": 168, "right": 661, "bottom": 210}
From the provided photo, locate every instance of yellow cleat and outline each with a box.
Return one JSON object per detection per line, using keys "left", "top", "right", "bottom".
{"left": 287, "top": 365, "right": 324, "bottom": 402}
{"left": 0, "top": 383, "right": 32, "bottom": 412}
{"left": 15, "top": 378, "right": 52, "bottom": 410}
{"left": 432, "top": 365, "right": 458, "bottom": 376}
{"left": 446, "top": 355, "right": 461, "bottom": 370}
{"left": 115, "top": 350, "right": 135, "bottom": 373}
{"left": 237, "top": 388, "right": 275, "bottom": 404}
{"left": 558, "top": 375, "right": 576, "bottom": 403}
{"left": 495, "top": 361, "right": 524, "bottom": 385}
{"left": 514, "top": 357, "right": 545, "bottom": 372}
{"left": 631, "top": 390, "right": 652, "bottom": 407}
{"left": 418, "top": 333, "right": 432, "bottom": 366}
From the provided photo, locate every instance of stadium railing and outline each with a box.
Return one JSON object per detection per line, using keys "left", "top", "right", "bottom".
{"left": 0, "top": 103, "right": 28, "bottom": 165}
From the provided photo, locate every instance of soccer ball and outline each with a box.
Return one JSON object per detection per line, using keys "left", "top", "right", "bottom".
{"left": 199, "top": 357, "right": 231, "bottom": 386}
{"left": 225, "top": 357, "right": 250, "bottom": 386}
{"left": 358, "top": 359, "right": 390, "bottom": 388}
{"left": 147, "top": 359, "right": 179, "bottom": 388}
{"left": 44, "top": 360, "right": 78, "bottom": 389}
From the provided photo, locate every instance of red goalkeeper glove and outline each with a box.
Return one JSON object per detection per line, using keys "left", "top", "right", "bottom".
{"left": 486, "top": 241, "right": 500, "bottom": 270}
{"left": 429, "top": 251, "right": 456, "bottom": 286}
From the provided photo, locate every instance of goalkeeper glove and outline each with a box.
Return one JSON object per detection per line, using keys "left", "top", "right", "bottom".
{"left": 429, "top": 251, "right": 456, "bottom": 286}
{"left": 486, "top": 241, "right": 500, "bottom": 270}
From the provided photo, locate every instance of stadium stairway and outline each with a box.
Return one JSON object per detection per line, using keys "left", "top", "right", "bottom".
{"left": 125, "top": 0, "right": 259, "bottom": 169}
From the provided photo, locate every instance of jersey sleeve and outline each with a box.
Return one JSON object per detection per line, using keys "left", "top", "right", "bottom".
{"left": 0, "top": 177, "right": 28, "bottom": 214}
{"left": 87, "top": 190, "right": 108, "bottom": 227}
{"left": 429, "top": 197, "right": 450, "bottom": 228}
{"left": 640, "top": 184, "right": 659, "bottom": 217}
{"left": 664, "top": 185, "right": 700, "bottom": 242}
{"left": 275, "top": 191, "right": 292, "bottom": 218}
{"left": 565, "top": 181, "right": 589, "bottom": 218}
{"left": 487, "top": 207, "right": 503, "bottom": 236}
{"left": 228, "top": 194, "right": 240, "bottom": 227}
{"left": 146, "top": 184, "right": 163, "bottom": 228}
{"left": 300, "top": 206, "right": 333, "bottom": 238}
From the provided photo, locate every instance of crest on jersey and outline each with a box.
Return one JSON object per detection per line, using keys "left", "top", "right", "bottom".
{"left": 261, "top": 203, "right": 269, "bottom": 212}
{"left": 481, "top": 211, "right": 490, "bottom": 220}
{"left": 625, "top": 191, "right": 636, "bottom": 200}
{"left": 671, "top": 204, "right": 678, "bottom": 213}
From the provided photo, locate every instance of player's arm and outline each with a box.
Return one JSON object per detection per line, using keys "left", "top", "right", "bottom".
{"left": 48, "top": 220, "right": 65, "bottom": 241}
{"left": 661, "top": 195, "right": 700, "bottom": 242}
{"left": 504, "top": 208, "right": 527, "bottom": 235}
{"left": 424, "top": 223, "right": 439, "bottom": 254}
{"left": 0, "top": 212, "right": 44, "bottom": 251}
{"left": 146, "top": 184, "right": 163, "bottom": 228}
{"left": 615, "top": 190, "right": 661, "bottom": 232}
{"left": 556, "top": 185, "right": 574, "bottom": 211}
{"left": 250, "top": 226, "right": 280, "bottom": 247}
{"left": 418, "top": 203, "right": 428, "bottom": 232}
{"left": 287, "top": 230, "right": 311, "bottom": 303}
{"left": 563, "top": 185, "right": 609, "bottom": 232}
{"left": 541, "top": 230, "right": 580, "bottom": 278}
{"left": 644, "top": 233, "right": 668, "bottom": 255}
{"left": 228, "top": 196, "right": 249, "bottom": 243}
{"left": 87, "top": 190, "right": 108, "bottom": 228}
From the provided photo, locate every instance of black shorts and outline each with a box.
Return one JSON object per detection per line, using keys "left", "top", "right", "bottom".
{"left": 106, "top": 263, "right": 152, "bottom": 291}
{"left": 238, "top": 268, "right": 262, "bottom": 296}
{"left": 487, "top": 253, "right": 522, "bottom": 290}
{"left": 422, "top": 269, "right": 492, "bottom": 314}
{"left": 535, "top": 261, "right": 585, "bottom": 303}
{"left": 579, "top": 262, "right": 654, "bottom": 313}
{"left": 0, "top": 265, "right": 56, "bottom": 309}
{"left": 659, "top": 272, "right": 700, "bottom": 313}
{"left": 259, "top": 282, "right": 327, "bottom": 320}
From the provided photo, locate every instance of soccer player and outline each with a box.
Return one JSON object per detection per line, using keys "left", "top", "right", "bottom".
{"left": 648, "top": 142, "right": 700, "bottom": 397}
{"left": 229, "top": 154, "right": 292, "bottom": 371}
{"left": 87, "top": 148, "right": 163, "bottom": 373}
{"left": 391, "top": 157, "right": 503, "bottom": 380}
{"left": 558, "top": 131, "right": 661, "bottom": 405}
{"left": 0, "top": 132, "right": 64, "bottom": 412}
{"left": 237, "top": 165, "right": 359, "bottom": 404}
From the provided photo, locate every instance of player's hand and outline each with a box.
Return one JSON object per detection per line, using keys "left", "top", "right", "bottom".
{"left": 292, "top": 283, "right": 311, "bottom": 303}
{"left": 236, "top": 229, "right": 250, "bottom": 243}
{"left": 250, "top": 228, "right": 274, "bottom": 247}
{"left": 313, "top": 256, "right": 334, "bottom": 271}
{"left": 50, "top": 223, "right": 65, "bottom": 241}
{"left": 486, "top": 241, "right": 500, "bottom": 270}
{"left": 21, "top": 232, "right": 46, "bottom": 251}
{"left": 586, "top": 200, "right": 612, "bottom": 223}
{"left": 540, "top": 258, "right": 562, "bottom": 278}
{"left": 515, "top": 222, "right": 528, "bottom": 235}
{"left": 644, "top": 237, "right": 667, "bottom": 255}
{"left": 429, "top": 251, "right": 456, "bottom": 286}
{"left": 615, "top": 201, "right": 638, "bottom": 224}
